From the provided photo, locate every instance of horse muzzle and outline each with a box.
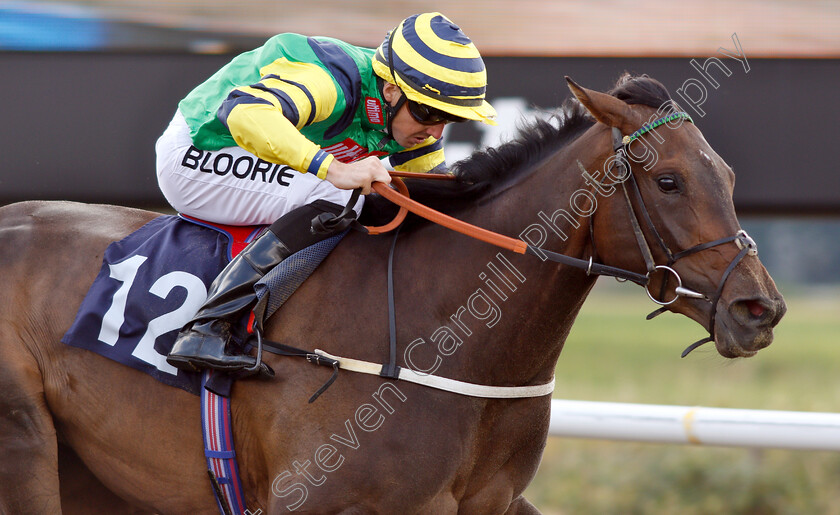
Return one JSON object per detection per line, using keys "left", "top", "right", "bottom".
{"left": 713, "top": 295, "right": 787, "bottom": 358}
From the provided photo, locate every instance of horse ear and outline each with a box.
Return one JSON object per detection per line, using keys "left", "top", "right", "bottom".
{"left": 565, "top": 76, "right": 640, "bottom": 132}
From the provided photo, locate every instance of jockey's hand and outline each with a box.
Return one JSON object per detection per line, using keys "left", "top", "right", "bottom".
{"left": 325, "top": 156, "right": 392, "bottom": 194}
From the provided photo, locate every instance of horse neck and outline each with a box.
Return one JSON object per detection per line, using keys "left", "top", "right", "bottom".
{"left": 409, "top": 130, "right": 606, "bottom": 386}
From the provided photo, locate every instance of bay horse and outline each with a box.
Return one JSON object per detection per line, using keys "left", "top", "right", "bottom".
{"left": 0, "top": 75, "right": 785, "bottom": 514}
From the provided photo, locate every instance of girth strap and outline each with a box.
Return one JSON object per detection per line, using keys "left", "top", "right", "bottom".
{"left": 381, "top": 227, "right": 402, "bottom": 379}
{"left": 201, "top": 370, "right": 249, "bottom": 515}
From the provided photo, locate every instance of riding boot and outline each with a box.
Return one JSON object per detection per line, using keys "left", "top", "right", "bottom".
{"left": 166, "top": 199, "right": 348, "bottom": 374}
{"left": 166, "top": 229, "right": 292, "bottom": 372}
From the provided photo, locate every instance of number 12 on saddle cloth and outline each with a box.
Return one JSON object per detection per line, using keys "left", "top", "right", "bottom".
{"left": 61, "top": 215, "right": 265, "bottom": 394}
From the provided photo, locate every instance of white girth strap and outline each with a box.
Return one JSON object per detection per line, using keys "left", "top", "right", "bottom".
{"left": 314, "top": 349, "right": 555, "bottom": 399}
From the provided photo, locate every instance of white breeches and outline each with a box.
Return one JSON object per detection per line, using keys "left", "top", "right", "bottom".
{"left": 155, "top": 110, "right": 363, "bottom": 226}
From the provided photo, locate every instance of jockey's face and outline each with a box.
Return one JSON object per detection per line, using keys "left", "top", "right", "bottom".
{"left": 383, "top": 82, "right": 446, "bottom": 148}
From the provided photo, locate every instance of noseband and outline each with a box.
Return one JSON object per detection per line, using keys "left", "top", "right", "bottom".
{"left": 594, "top": 114, "right": 758, "bottom": 356}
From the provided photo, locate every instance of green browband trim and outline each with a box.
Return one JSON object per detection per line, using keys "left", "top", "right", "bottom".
{"left": 622, "top": 112, "right": 694, "bottom": 146}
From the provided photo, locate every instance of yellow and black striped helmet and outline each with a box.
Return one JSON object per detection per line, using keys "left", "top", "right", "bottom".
{"left": 373, "top": 12, "right": 497, "bottom": 126}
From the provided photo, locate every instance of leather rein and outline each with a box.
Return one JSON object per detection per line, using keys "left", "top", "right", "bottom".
{"left": 356, "top": 112, "right": 758, "bottom": 357}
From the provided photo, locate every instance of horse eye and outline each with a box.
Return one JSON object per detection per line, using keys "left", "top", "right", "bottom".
{"left": 657, "top": 176, "right": 679, "bottom": 193}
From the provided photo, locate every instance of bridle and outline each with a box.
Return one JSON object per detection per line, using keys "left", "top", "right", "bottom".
{"left": 593, "top": 113, "right": 758, "bottom": 356}
{"left": 318, "top": 111, "right": 759, "bottom": 357}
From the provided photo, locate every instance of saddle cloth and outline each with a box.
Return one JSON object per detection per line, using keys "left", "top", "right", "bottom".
{"left": 61, "top": 215, "right": 263, "bottom": 394}
{"left": 61, "top": 214, "right": 345, "bottom": 395}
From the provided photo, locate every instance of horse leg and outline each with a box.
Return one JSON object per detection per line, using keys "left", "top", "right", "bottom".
{"left": 503, "top": 496, "right": 542, "bottom": 515}
{"left": 59, "top": 444, "right": 154, "bottom": 514}
{"left": 0, "top": 345, "right": 61, "bottom": 513}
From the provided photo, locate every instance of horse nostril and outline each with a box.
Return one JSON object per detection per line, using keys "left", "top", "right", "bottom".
{"left": 731, "top": 298, "right": 774, "bottom": 325}
{"left": 744, "top": 299, "right": 766, "bottom": 318}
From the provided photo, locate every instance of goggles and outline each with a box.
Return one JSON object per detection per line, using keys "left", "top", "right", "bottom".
{"left": 406, "top": 98, "right": 468, "bottom": 125}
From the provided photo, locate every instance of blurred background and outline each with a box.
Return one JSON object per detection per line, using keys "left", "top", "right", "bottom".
{"left": 1, "top": 1, "right": 838, "bottom": 513}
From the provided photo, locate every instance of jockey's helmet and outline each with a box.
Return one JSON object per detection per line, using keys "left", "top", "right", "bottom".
{"left": 373, "top": 12, "right": 497, "bottom": 126}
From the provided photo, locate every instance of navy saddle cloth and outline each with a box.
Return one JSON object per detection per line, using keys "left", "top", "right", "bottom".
{"left": 61, "top": 214, "right": 344, "bottom": 395}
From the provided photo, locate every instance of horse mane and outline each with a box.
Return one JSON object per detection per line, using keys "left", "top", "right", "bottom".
{"left": 359, "top": 73, "right": 673, "bottom": 228}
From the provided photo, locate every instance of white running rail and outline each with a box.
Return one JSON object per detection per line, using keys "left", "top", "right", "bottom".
{"left": 549, "top": 399, "right": 840, "bottom": 451}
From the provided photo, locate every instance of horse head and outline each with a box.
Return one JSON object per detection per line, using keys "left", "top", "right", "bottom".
{"left": 566, "top": 75, "right": 785, "bottom": 358}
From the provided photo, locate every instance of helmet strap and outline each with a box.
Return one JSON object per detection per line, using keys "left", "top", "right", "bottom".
{"left": 383, "top": 28, "right": 404, "bottom": 139}
{"left": 385, "top": 90, "right": 406, "bottom": 139}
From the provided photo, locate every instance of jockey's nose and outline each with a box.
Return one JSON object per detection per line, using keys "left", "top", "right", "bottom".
{"left": 426, "top": 122, "right": 445, "bottom": 139}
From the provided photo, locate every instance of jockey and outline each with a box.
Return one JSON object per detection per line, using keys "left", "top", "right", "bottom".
{"left": 158, "top": 12, "right": 497, "bottom": 374}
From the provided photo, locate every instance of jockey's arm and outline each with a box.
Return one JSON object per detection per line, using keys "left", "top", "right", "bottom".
{"left": 217, "top": 58, "right": 390, "bottom": 193}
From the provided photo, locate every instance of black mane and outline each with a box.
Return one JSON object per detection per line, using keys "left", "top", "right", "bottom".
{"left": 359, "top": 74, "right": 672, "bottom": 227}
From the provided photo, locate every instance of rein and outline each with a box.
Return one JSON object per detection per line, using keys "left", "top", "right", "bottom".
{"left": 367, "top": 177, "right": 649, "bottom": 285}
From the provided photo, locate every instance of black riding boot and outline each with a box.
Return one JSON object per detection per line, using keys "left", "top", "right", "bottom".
{"left": 166, "top": 229, "right": 291, "bottom": 372}
{"left": 166, "top": 200, "right": 347, "bottom": 373}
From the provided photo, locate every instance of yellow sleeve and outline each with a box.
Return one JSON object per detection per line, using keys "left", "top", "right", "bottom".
{"left": 218, "top": 58, "right": 338, "bottom": 178}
